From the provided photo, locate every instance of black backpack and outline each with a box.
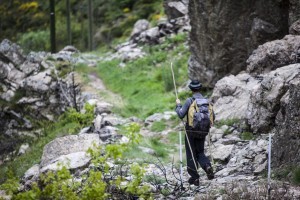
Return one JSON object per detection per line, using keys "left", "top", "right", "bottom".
{"left": 187, "top": 98, "right": 212, "bottom": 138}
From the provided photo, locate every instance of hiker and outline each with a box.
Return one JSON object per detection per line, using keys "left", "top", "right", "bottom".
{"left": 175, "top": 80, "right": 214, "bottom": 186}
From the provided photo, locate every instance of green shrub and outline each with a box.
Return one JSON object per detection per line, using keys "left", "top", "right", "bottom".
{"left": 18, "top": 30, "right": 50, "bottom": 53}
{"left": 240, "top": 132, "right": 255, "bottom": 140}
{"left": 0, "top": 170, "right": 19, "bottom": 196}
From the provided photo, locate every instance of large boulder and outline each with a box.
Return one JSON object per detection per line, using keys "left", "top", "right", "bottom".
{"left": 188, "top": 0, "right": 290, "bottom": 86}
{"left": 246, "top": 64, "right": 300, "bottom": 134}
{"left": 272, "top": 78, "right": 300, "bottom": 167}
{"left": 211, "top": 73, "right": 260, "bottom": 121}
{"left": 246, "top": 35, "right": 300, "bottom": 75}
{"left": 40, "top": 134, "right": 101, "bottom": 169}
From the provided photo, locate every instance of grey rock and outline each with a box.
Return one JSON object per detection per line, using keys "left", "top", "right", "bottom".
{"left": 18, "top": 143, "right": 29, "bottom": 155}
{"left": 246, "top": 35, "right": 300, "bottom": 75}
{"left": 130, "top": 19, "right": 150, "bottom": 40}
{"left": 0, "top": 39, "right": 25, "bottom": 66}
{"left": 145, "top": 111, "right": 176, "bottom": 125}
{"left": 140, "top": 27, "right": 160, "bottom": 44}
{"left": 165, "top": 1, "right": 188, "bottom": 19}
{"left": 23, "top": 70, "right": 52, "bottom": 93}
{"left": 250, "top": 18, "right": 279, "bottom": 45}
{"left": 211, "top": 144, "right": 234, "bottom": 161}
{"left": 211, "top": 73, "right": 260, "bottom": 121}
{"left": 289, "top": 19, "right": 300, "bottom": 35}
{"left": 19, "top": 61, "right": 40, "bottom": 76}
{"left": 246, "top": 64, "right": 300, "bottom": 133}
{"left": 95, "top": 102, "right": 113, "bottom": 115}
{"left": 289, "top": 0, "right": 300, "bottom": 26}
{"left": 40, "top": 152, "right": 91, "bottom": 173}
{"left": 78, "top": 127, "right": 91, "bottom": 135}
{"left": 188, "top": 0, "right": 289, "bottom": 86}
{"left": 23, "top": 164, "right": 40, "bottom": 181}
{"left": 273, "top": 77, "right": 300, "bottom": 168}
{"left": 59, "top": 45, "right": 79, "bottom": 53}
{"left": 253, "top": 160, "right": 267, "bottom": 175}
{"left": 40, "top": 134, "right": 101, "bottom": 168}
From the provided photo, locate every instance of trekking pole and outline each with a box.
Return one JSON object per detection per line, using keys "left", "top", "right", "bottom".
{"left": 179, "top": 131, "right": 183, "bottom": 189}
{"left": 170, "top": 62, "right": 178, "bottom": 99}
{"left": 170, "top": 62, "right": 198, "bottom": 179}
{"left": 267, "top": 133, "right": 272, "bottom": 200}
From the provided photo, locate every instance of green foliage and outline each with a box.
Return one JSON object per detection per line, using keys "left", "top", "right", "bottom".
{"left": 123, "top": 123, "right": 142, "bottom": 144}
{"left": 18, "top": 30, "right": 50, "bottom": 53}
{"left": 126, "top": 163, "right": 152, "bottom": 199}
{"left": 150, "top": 120, "right": 167, "bottom": 132}
{"left": 81, "top": 171, "right": 109, "bottom": 200}
{"left": 215, "top": 118, "right": 240, "bottom": 128}
{"left": 292, "top": 167, "right": 300, "bottom": 185}
{"left": 5, "top": 122, "right": 152, "bottom": 199}
{"left": 240, "top": 132, "right": 255, "bottom": 140}
{"left": 148, "top": 137, "right": 168, "bottom": 158}
{"left": 63, "top": 103, "right": 95, "bottom": 128}
{"left": 0, "top": 171, "right": 19, "bottom": 196}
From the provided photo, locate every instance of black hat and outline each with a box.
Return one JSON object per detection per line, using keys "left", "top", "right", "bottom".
{"left": 188, "top": 80, "right": 202, "bottom": 90}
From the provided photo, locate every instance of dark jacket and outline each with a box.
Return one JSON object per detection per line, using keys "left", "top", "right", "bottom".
{"left": 175, "top": 92, "right": 204, "bottom": 119}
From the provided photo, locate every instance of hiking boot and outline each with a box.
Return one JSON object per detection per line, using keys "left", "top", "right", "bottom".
{"left": 188, "top": 178, "right": 199, "bottom": 186}
{"left": 205, "top": 165, "right": 214, "bottom": 180}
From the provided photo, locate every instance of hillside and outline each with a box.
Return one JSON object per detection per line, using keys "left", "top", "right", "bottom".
{"left": 0, "top": 0, "right": 300, "bottom": 199}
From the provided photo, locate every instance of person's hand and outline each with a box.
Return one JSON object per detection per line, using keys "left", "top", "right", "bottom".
{"left": 176, "top": 99, "right": 181, "bottom": 104}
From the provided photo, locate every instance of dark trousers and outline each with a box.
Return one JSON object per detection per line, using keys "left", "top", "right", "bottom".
{"left": 185, "top": 131, "right": 211, "bottom": 180}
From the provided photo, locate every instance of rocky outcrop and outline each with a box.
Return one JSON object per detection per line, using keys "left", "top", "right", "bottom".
{"left": 273, "top": 78, "right": 300, "bottom": 168}
{"left": 0, "top": 39, "right": 82, "bottom": 160}
{"left": 246, "top": 35, "right": 300, "bottom": 75}
{"left": 188, "top": 0, "right": 290, "bottom": 86}
{"left": 211, "top": 73, "right": 260, "bottom": 121}
{"left": 289, "top": 19, "right": 300, "bottom": 35}
{"left": 289, "top": 0, "right": 300, "bottom": 26}
{"left": 163, "top": 0, "right": 189, "bottom": 20}
{"left": 247, "top": 64, "right": 300, "bottom": 134}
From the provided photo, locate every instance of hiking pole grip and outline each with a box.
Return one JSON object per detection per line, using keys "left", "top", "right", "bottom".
{"left": 170, "top": 62, "right": 178, "bottom": 99}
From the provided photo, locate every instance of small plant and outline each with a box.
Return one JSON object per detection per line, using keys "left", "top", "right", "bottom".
{"left": 292, "top": 167, "right": 300, "bottom": 185}
{"left": 240, "top": 132, "right": 255, "bottom": 140}
{"left": 0, "top": 170, "right": 19, "bottom": 196}
{"left": 215, "top": 118, "right": 240, "bottom": 128}
{"left": 150, "top": 121, "right": 167, "bottom": 132}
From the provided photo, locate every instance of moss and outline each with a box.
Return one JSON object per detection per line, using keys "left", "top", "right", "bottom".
{"left": 240, "top": 132, "right": 255, "bottom": 140}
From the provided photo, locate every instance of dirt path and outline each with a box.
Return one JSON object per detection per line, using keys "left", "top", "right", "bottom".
{"left": 76, "top": 70, "right": 125, "bottom": 109}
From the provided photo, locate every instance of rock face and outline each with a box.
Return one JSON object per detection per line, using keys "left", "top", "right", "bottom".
{"left": 247, "top": 35, "right": 300, "bottom": 75}
{"left": 273, "top": 78, "right": 300, "bottom": 168}
{"left": 289, "top": 19, "right": 300, "bottom": 35}
{"left": 188, "top": 0, "right": 290, "bottom": 86}
{"left": 0, "top": 39, "right": 82, "bottom": 160}
{"left": 211, "top": 73, "right": 260, "bottom": 121}
{"left": 247, "top": 64, "right": 300, "bottom": 134}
